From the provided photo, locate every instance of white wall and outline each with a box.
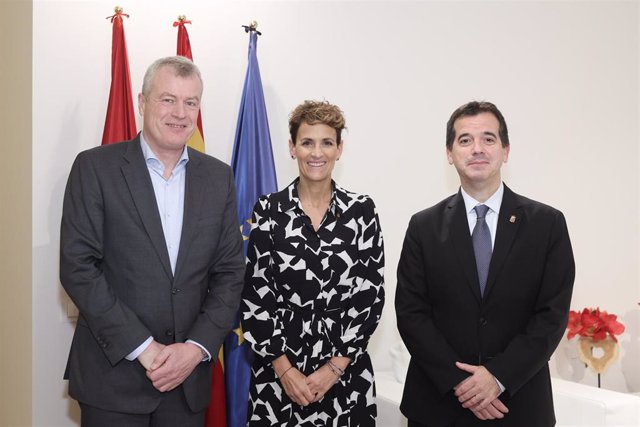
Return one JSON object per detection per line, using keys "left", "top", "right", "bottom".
{"left": 32, "top": 1, "right": 639, "bottom": 425}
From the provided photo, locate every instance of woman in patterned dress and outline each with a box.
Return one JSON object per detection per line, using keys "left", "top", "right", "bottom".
{"left": 241, "top": 100, "right": 385, "bottom": 426}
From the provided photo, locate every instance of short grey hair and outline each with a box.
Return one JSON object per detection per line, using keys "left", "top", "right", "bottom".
{"left": 141, "top": 56, "right": 203, "bottom": 97}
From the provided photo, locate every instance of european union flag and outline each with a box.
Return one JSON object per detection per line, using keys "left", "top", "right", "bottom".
{"left": 225, "top": 30, "right": 277, "bottom": 427}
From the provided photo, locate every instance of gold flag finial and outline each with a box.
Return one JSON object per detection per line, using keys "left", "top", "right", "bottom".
{"left": 173, "top": 15, "right": 191, "bottom": 27}
{"left": 107, "top": 6, "right": 129, "bottom": 21}
{"left": 242, "top": 21, "right": 262, "bottom": 35}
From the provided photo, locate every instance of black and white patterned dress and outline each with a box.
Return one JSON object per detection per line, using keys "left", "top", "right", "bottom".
{"left": 241, "top": 179, "right": 385, "bottom": 426}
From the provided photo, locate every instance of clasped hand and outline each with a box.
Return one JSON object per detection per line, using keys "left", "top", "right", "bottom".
{"left": 138, "top": 341, "right": 202, "bottom": 392}
{"left": 453, "top": 362, "right": 509, "bottom": 420}
{"left": 279, "top": 364, "right": 340, "bottom": 406}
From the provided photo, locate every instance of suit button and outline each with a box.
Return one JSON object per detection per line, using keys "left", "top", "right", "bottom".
{"left": 479, "top": 317, "right": 488, "bottom": 326}
{"left": 165, "top": 330, "right": 174, "bottom": 337}
{"left": 171, "top": 287, "right": 179, "bottom": 295}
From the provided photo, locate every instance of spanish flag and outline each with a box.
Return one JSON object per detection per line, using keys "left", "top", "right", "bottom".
{"left": 174, "top": 16, "right": 227, "bottom": 427}
{"left": 174, "top": 16, "right": 205, "bottom": 153}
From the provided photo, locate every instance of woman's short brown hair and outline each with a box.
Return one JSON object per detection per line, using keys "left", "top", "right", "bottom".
{"left": 289, "top": 100, "right": 346, "bottom": 145}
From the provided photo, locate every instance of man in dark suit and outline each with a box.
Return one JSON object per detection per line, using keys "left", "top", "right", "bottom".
{"left": 395, "top": 101, "right": 575, "bottom": 426}
{"left": 60, "top": 56, "right": 245, "bottom": 426}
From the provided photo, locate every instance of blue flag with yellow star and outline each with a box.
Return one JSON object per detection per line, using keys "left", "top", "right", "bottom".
{"left": 226, "top": 30, "right": 277, "bottom": 427}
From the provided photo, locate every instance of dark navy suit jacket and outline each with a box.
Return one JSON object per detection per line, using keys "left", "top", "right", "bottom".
{"left": 396, "top": 185, "right": 575, "bottom": 426}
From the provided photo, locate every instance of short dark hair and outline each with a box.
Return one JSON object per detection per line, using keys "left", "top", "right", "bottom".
{"left": 446, "top": 101, "right": 509, "bottom": 149}
{"left": 288, "top": 100, "right": 346, "bottom": 145}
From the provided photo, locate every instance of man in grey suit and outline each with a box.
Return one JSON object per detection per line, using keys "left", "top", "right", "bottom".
{"left": 60, "top": 56, "right": 245, "bottom": 426}
{"left": 396, "top": 101, "right": 575, "bottom": 426}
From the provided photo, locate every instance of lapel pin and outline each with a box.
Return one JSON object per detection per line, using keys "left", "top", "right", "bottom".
{"left": 509, "top": 215, "right": 516, "bottom": 223}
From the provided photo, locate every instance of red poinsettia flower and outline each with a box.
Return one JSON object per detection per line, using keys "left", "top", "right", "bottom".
{"left": 581, "top": 308, "right": 602, "bottom": 338}
{"left": 566, "top": 307, "right": 625, "bottom": 342}
{"left": 600, "top": 311, "right": 625, "bottom": 342}
{"left": 566, "top": 310, "right": 585, "bottom": 340}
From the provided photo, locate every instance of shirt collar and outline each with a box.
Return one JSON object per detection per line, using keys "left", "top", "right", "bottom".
{"left": 461, "top": 182, "right": 504, "bottom": 215}
{"left": 140, "top": 133, "right": 189, "bottom": 172}
{"left": 283, "top": 177, "right": 342, "bottom": 216}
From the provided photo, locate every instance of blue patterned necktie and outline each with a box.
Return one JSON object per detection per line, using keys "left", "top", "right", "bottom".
{"left": 472, "top": 204, "right": 492, "bottom": 296}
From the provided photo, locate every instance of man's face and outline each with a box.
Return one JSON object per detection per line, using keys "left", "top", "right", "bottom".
{"left": 446, "top": 112, "right": 509, "bottom": 191}
{"left": 138, "top": 66, "right": 202, "bottom": 156}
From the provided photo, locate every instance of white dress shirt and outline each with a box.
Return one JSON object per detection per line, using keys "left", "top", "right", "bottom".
{"left": 459, "top": 182, "right": 506, "bottom": 393}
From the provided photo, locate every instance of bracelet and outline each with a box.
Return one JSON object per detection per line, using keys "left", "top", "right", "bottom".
{"left": 279, "top": 365, "right": 294, "bottom": 379}
{"left": 326, "top": 360, "right": 345, "bottom": 377}
{"left": 327, "top": 360, "right": 345, "bottom": 376}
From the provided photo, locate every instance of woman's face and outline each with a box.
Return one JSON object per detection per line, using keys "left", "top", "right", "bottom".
{"left": 289, "top": 122, "right": 343, "bottom": 185}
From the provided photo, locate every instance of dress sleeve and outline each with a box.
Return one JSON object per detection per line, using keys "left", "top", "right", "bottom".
{"left": 335, "top": 196, "right": 385, "bottom": 362}
{"left": 241, "top": 196, "right": 288, "bottom": 361}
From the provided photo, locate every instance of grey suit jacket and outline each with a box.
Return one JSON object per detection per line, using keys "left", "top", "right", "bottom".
{"left": 60, "top": 135, "right": 245, "bottom": 413}
{"left": 396, "top": 185, "right": 575, "bottom": 426}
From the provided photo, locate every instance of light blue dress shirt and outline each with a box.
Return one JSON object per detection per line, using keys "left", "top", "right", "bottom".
{"left": 141, "top": 136, "right": 188, "bottom": 274}
{"left": 126, "top": 136, "right": 210, "bottom": 362}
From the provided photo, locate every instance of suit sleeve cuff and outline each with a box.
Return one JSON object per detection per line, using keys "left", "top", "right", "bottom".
{"left": 186, "top": 339, "right": 211, "bottom": 362}
{"left": 126, "top": 336, "right": 153, "bottom": 361}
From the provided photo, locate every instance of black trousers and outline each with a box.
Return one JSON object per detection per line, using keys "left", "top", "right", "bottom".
{"left": 79, "top": 387, "right": 205, "bottom": 427}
